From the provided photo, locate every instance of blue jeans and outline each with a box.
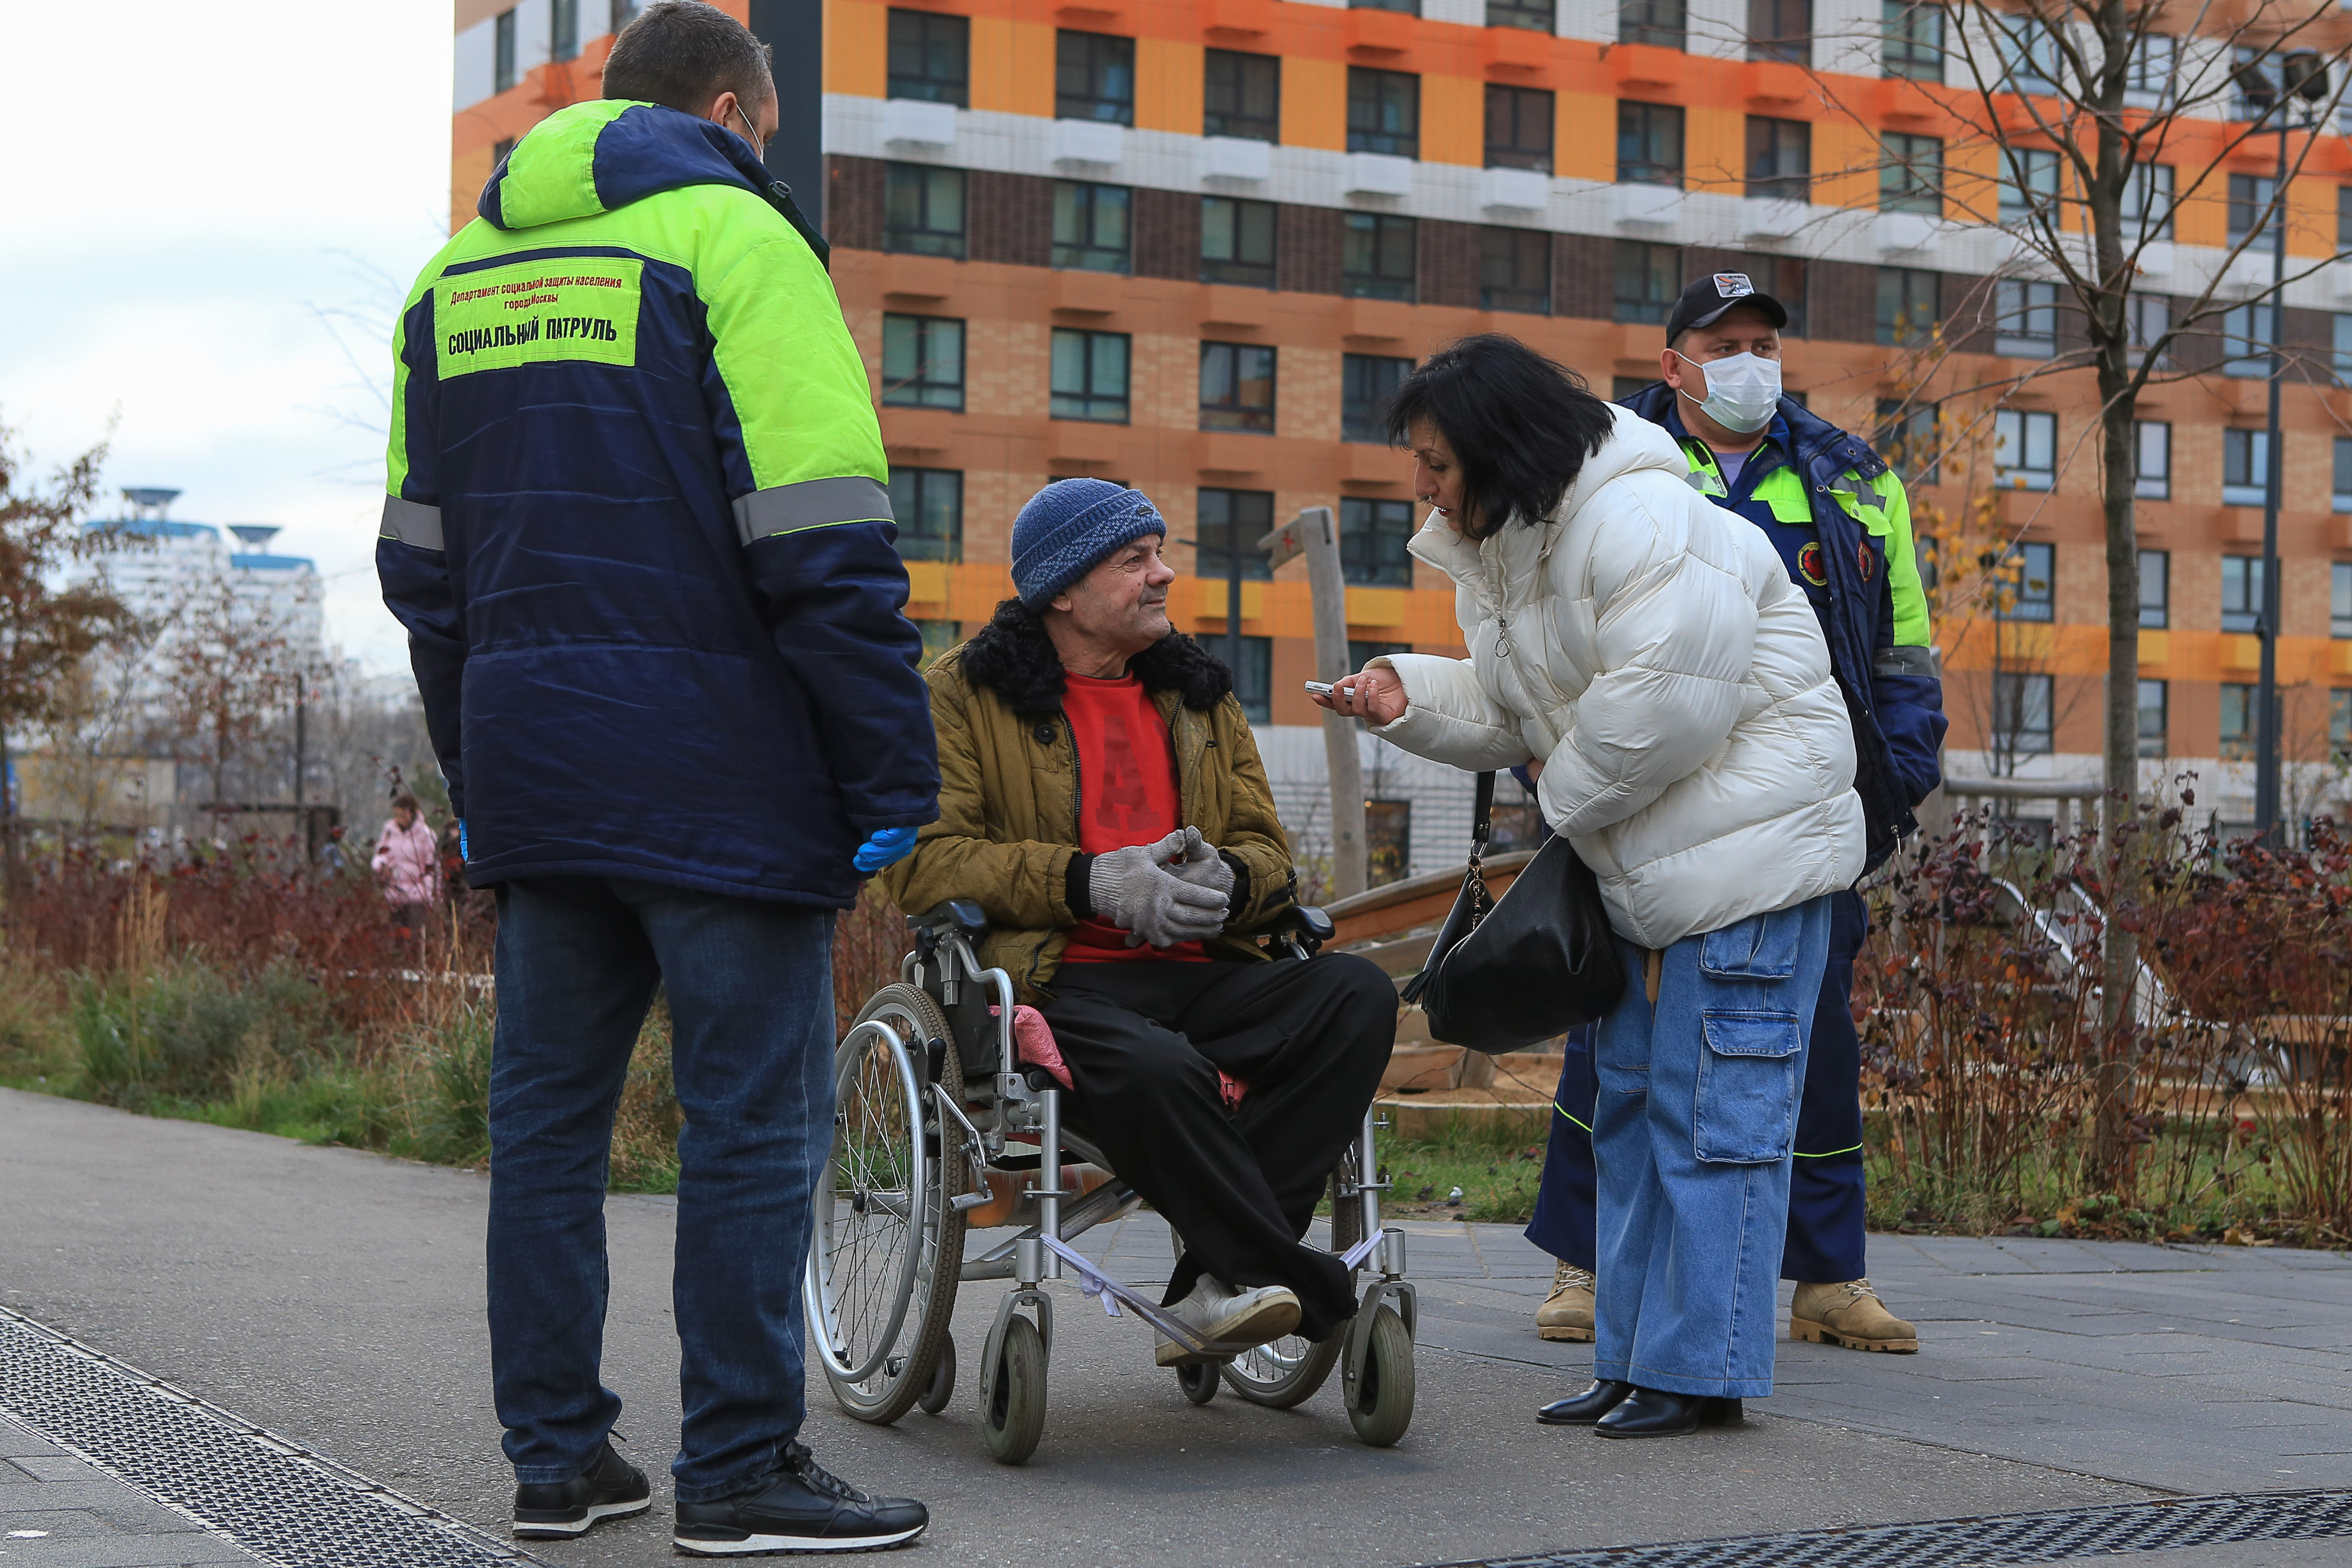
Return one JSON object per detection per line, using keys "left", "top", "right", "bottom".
{"left": 1527, "top": 888, "right": 1870, "bottom": 1282}
{"left": 486, "top": 876, "right": 836, "bottom": 1503}
{"left": 1591, "top": 895, "right": 1831, "bottom": 1400}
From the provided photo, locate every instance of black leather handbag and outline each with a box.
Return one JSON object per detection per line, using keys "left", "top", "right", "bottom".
{"left": 1400, "top": 773, "right": 1627, "bottom": 1055}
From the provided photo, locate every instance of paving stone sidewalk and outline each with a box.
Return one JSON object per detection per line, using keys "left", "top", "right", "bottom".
{"left": 5, "top": 1087, "right": 2351, "bottom": 1567}
{"left": 0, "top": 1413, "right": 255, "bottom": 1568}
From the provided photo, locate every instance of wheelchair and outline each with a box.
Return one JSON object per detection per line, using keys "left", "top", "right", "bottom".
{"left": 804, "top": 898, "right": 1418, "bottom": 1466}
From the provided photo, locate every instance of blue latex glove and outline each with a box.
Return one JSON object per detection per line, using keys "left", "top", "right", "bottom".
{"left": 457, "top": 819, "right": 468, "bottom": 860}
{"left": 853, "top": 826, "right": 919, "bottom": 872}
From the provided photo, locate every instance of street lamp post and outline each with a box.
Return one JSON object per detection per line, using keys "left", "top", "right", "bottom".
{"left": 2240, "top": 52, "right": 2332, "bottom": 844}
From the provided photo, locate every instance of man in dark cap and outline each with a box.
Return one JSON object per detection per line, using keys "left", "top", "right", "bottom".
{"left": 1528, "top": 273, "right": 1947, "bottom": 1379}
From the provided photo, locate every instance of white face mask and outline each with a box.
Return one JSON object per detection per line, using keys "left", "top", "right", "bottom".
{"left": 1674, "top": 349, "right": 1782, "bottom": 435}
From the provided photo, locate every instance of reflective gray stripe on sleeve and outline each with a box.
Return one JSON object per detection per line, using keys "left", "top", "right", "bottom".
{"left": 1874, "top": 645, "right": 1937, "bottom": 679}
{"left": 732, "top": 477, "right": 893, "bottom": 548}
{"left": 379, "top": 496, "right": 444, "bottom": 551}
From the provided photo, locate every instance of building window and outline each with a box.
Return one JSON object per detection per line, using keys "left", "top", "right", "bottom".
{"left": 1344, "top": 354, "right": 1413, "bottom": 443}
{"left": 2135, "top": 422, "right": 2169, "bottom": 501}
{"left": 1745, "top": 117, "right": 1810, "bottom": 202}
{"left": 885, "top": 163, "right": 966, "bottom": 258}
{"left": 2128, "top": 294, "right": 2170, "bottom": 365}
{"left": 2341, "top": 187, "right": 2352, "bottom": 250}
{"left": 1734, "top": 253, "right": 1807, "bottom": 337}
{"left": 888, "top": 468, "right": 962, "bottom": 563}
{"left": 1999, "top": 147, "right": 2059, "bottom": 226}
{"left": 1339, "top": 497, "right": 1416, "bottom": 586}
{"left": 1343, "top": 213, "right": 1416, "bottom": 301}
{"left": 492, "top": 137, "right": 516, "bottom": 167}
{"left": 1617, "top": 101, "right": 1684, "bottom": 187}
{"left": 1880, "top": 132, "right": 1942, "bottom": 215}
{"left": 2138, "top": 679, "right": 2166, "bottom": 758}
{"left": 2334, "top": 314, "right": 2352, "bottom": 380}
{"left": 889, "top": 9, "right": 969, "bottom": 105}
{"left": 2223, "top": 303, "right": 2277, "bottom": 378}
{"left": 552, "top": 0, "right": 579, "bottom": 61}
{"left": 1882, "top": 0, "right": 1941, "bottom": 81}
{"left": 1874, "top": 399, "right": 1938, "bottom": 484}
{"left": 2220, "top": 683, "right": 2255, "bottom": 761}
{"left": 1876, "top": 266, "right": 1938, "bottom": 346}
{"left": 2138, "top": 548, "right": 2167, "bottom": 629}
{"left": 2002, "top": 540, "right": 2054, "bottom": 621}
{"left": 2122, "top": 162, "right": 2173, "bottom": 242}
{"left": 2334, "top": 690, "right": 2352, "bottom": 757}
{"left": 1620, "top": 0, "right": 1686, "bottom": 49}
{"left": 912, "top": 619, "right": 959, "bottom": 667}
{"left": 1201, "top": 196, "right": 1276, "bottom": 287}
{"left": 2336, "top": 439, "right": 2352, "bottom": 513}
{"left": 1230, "top": 635, "right": 1274, "bottom": 724}
{"left": 2222, "top": 429, "right": 2270, "bottom": 508}
{"left": 1993, "top": 672, "right": 2054, "bottom": 757}
{"left": 1204, "top": 49, "right": 1279, "bottom": 142}
{"left": 1747, "top": 0, "right": 1810, "bottom": 64}
{"left": 1615, "top": 241, "right": 1679, "bottom": 324}
{"left": 1197, "top": 489, "right": 1274, "bottom": 582}
{"left": 494, "top": 8, "right": 517, "bottom": 92}
{"left": 2228, "top": 173, "right": 2278, "bottom": 254}
{"left": 1200, "top": 342, "right": 1276, "bottom": 433}
{"left": 1053, "top": 181, "right": 1131, "bottom": 272}
{"left": 1349, "top": 639, "right": 1412, "bottom": 671}
{"left": 1994, "top": 279, "right": 2058, "bottom": 358}
{"left": 1367, "top": 799, "right": 1412, "bottom": 886}
{"left": 1480, "top": 227, "right": 1551, "bottom": 314}
{"left": 1056, "top": 30, "right": 1135, "bottom": 124}
{"left": 1050, "top": 328, "right": 1130, "bottom": 423}
{"left": 1485, "top": 85, "right": 1554, "bottom": 173}
{"left": 880, "top": 314, "right": 965, "bottom": 411}
{"left": 2221, "top": 554, "right": 2264, "bottom": 634}
{"left": 611, "top": 0, "right": 644, "bottom": 33}
{"left": 1348, "top": 68, "right": 1419, "bottom": 158}
{"left": 1353, "top": 0, "right": 1421, "bottom": 14}
{"left": 1994, "top": 410, "right": 2056, "bottom": 491}
{"left": 2125, "top": 32, "right": 2175, "bottom": 107}
{"left": 1488, "top": 0, "right": 1554, "bottom": 31}
{"left": 2334, "top": 561, "right": 2352, "bottom": 636}
{"left": 1993, "top": 13, "right": 2060, "bottom": 92}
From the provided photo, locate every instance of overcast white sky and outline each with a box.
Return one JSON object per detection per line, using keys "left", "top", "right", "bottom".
{"left": 0, "top": 2, "right": 454, "bottom": 676}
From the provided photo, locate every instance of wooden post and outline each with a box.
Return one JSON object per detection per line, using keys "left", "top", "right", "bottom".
{"left": 1261, "top": 506, "right": 1366, "bottom": 901}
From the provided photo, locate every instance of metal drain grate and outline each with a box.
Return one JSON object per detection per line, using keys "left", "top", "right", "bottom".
{"left": 1429, "top": 1489, "right": 2352, "bottom": 1568}
{"left": 0, "top": 1306, "right": 532, "bottom": 1568}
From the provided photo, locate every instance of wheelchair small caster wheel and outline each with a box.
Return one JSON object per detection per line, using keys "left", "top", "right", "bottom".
{"left": 1342, "top": 1304, "right": 1415, "bottom": 1448}
{"left": 982, "top": 1315, "right": 1047, "bottom": 1465}
{"left": 918, "top": 1335, "right": 956, "bottom": 1415}
{"left": 1175, "top": 1360, "right": 1217, "bottom": 1406}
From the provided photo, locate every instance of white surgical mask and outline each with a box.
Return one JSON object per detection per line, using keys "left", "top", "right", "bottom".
{"left": 1674, "top": 349, "right": 1782, "bottom": 435}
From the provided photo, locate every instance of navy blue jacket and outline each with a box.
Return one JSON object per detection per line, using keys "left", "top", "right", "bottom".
{"left": 377, "top": 100, "right": 937, "bottom": 906}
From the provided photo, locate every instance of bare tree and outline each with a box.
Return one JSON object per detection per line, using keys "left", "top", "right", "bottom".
{"left": 1805, "top": 0, "right": 2352, "bottom": 1183}
{"left": 165, "top": 576, "right": 300, "bottom": 814}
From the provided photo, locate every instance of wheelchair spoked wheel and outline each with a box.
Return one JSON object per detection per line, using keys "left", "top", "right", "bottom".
{"left": 1218, "top": 1149, "right": 1368, "bottom": 1408}
{"left": 806, "top": 984, "right": 968, "bottom": 1426}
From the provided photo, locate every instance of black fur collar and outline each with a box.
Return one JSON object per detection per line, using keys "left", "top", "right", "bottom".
{"left": 960, "top": 599, "right": 1234, "bottom": 719}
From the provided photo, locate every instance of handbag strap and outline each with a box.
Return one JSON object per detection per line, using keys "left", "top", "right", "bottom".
{"left": 1471, "top": 772, "right": 1495, "bottom": 853}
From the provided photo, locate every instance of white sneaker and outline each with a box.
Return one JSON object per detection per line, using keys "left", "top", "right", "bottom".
{"left": 1153, "top": 1275, "right": 1301, "bottom": 1365}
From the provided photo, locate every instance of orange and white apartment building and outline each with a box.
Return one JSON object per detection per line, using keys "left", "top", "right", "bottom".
{"left": 452, "top": 0, "right": 2352, "bottom": 856}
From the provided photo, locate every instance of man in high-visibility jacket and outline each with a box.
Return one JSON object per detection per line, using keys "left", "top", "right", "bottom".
{"left": 1526, "top": 273, "right": 1946, "bottom": 1374}
{"left": 377, "top": 2, "right": 936, "bottom": 1553}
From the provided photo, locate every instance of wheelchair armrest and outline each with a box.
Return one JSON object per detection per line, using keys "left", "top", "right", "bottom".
{"left": 1258, "top": 903, "right": 1334, "bottom": 959}
{"left": 909, "top": 898, "right": 989, "bottom": 942}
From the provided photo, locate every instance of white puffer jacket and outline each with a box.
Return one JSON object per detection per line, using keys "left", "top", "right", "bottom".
{"left": 1371, "top": 406, "right": 1865, "bottom": 949}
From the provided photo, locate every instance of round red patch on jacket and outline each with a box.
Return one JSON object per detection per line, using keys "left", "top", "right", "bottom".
{"left": 1798, "top": 541, "right": 1829, "bottom": 587}
{"left": 1857, "top": 541, "right": 1877, "bottom": 582}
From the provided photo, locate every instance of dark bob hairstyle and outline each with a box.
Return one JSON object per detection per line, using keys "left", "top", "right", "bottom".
{"left": 1383, "top": 335, "right": 1616, "bottom": 541}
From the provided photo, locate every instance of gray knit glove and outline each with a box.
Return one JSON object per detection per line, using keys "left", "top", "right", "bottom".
{"left": 1165, "top": 827, "right": 1236, "bottom": 902}
{"left": 1090, "top": 830, "right": 1230, "bottom": 949}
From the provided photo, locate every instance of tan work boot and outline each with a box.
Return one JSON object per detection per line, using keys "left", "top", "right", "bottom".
{"left": 1535, "top": 1260, "right": 1596, "bottom": 1342}
{"left": 1791, "top": 1278, "right": 1919, "bottom": 1353}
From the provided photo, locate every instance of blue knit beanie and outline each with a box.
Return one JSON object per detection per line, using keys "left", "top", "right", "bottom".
{"left": 1010, "top": 480, "right": 1166, "bottom": 608}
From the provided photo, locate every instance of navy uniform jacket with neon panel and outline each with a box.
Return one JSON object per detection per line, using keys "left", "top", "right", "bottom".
{"left": 1620, "top": 382, "right": 1946, "bottom": 873}
{"left": 376, "top": 100, "right": 939, "bottom": 907}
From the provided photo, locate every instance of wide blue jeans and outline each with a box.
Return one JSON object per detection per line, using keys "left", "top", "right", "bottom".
{"left": 486, "top": 876, "right": 836, "bottom": 1503}
{"left": 1591, "top": 895, "right": 1831, "bottom": 1400}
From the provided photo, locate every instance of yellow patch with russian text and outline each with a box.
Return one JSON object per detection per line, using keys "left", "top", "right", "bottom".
{"left": 435, "top": 258, "right": 641, "bottom": 378}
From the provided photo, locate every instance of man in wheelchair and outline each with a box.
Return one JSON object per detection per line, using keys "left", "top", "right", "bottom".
{"left": 881, "top": 479, "right": 1397, "bottom": 1360}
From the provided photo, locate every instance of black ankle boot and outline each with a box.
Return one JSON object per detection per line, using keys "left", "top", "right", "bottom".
{"left": 1537, "top": 1379, "right": 1634, "bottom": 1426}
{"left": 1592, "top": 1386, "right": 1741, "bottom": 1439}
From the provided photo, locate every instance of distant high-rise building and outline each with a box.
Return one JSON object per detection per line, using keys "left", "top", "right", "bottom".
{"left": 79, "top": 489, "right": 325, "bottom": 672}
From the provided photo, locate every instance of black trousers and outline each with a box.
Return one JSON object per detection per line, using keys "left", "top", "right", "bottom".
{"left": 1040, "top": 953, "right": 1396, "bottom": 1342}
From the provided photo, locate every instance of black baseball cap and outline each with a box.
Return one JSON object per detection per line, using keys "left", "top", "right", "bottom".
{"left": 1664, "top": 272, "right": 1789, "bottom": 345}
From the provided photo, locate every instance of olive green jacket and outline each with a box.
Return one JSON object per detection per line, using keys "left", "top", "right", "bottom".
{"left": 878, "top": 645, "right": 1297, "bottom": 1001}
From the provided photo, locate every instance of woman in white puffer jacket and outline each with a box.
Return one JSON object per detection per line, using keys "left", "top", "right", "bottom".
{"left": 1319, "top": 336, "right": 1865, "bottom": 1438}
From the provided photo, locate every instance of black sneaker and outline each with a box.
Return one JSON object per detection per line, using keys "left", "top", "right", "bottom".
{"left": 513, "top": 1437, "right": 651, "bottom": 1539}
{"left": 673, "top": 1443, "right": 927, "bottom": 1556}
